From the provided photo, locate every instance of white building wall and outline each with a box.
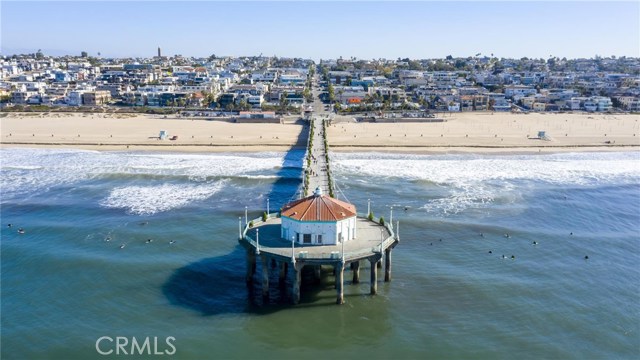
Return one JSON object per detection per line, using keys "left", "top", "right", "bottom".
{"left": 281, "top": 216, "right": 356, "bottom": 246}
{"left": 335, "top": 217, "right": 357, "bottom": 243}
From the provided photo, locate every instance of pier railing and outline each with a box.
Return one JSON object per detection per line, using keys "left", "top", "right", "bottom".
{"left": 240, "top": 214, "right": 397, "bottom": 262}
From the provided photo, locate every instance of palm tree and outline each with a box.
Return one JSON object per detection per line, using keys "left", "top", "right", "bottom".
{"left": 238, "top": 99, "right": 251, "bottom": 111}
{"left": 279, "top": 93, "right": 289, "bottom": 112}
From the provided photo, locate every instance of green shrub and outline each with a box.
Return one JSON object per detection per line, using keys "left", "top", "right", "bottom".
{"left": 379, "top": 216, "right": 385, "bottom": 226}
{"left": 262, "top": 212, "right": 267, "bottom": 222}
{"left": 368, "top": 212, "right": 374, "bottom": 221}
{"left": 249, "top": 220, "right": 254, "bottom": 228}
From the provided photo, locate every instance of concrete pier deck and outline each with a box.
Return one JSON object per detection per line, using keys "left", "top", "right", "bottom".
{"left": 305, "top": 116, "right": 330, "bottom": 196}
{"left": 242, "top": 216, "right": 395, "bottom": 263}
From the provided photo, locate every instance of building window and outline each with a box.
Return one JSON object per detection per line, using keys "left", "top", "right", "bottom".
{"left": 303, "top": 234, "right": 312, "bottom": 244}
{"left": 317, "top": 235, "right": 323, "bottom": 244}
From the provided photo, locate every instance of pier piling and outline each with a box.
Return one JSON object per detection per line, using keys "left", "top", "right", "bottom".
{"left": 313, "top": 265, "right": 322, "bottom": 283}
{"left": 261, "top": 255, "right": 269, "bottom": 301}
{"left": 370, "top": 258, "right": 378, "bottom": 295}
{"left": 352, "top": 261, "right": 360, "bottom": 284}
{"left": 385, "top": 249, "right": 392, "bottom": 282}
{"left": 336, "top": 264, "right": 345, "bottom": 304}
{"left": 279, "top": 262, "right": 288, "bottom": 285}
{"left": 292, "top": 263, "right": 301, "bottom": 305}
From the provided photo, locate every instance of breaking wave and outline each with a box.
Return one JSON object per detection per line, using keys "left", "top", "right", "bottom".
{"left": 333, "top": 152, "right": 640, "bottom": 215}
{"left": 0, "top": 148, "right": 291, "bottom": 201}
{"left": 100, "top": 180, "right": 227, "bottom": 215}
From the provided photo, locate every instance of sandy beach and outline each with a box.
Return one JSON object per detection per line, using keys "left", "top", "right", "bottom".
{"left": 328, "top": 112, "right": 640, "bottom": 153}
{"left": 1, "top": 111, "right": 639, "bottom": 153}
{"left": 0, "top": 112, "right": 307, "bottom": 152}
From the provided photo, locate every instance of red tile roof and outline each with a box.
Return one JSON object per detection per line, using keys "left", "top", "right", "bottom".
{"left": 282, "top": 194, "right": 356, "bottom": 222}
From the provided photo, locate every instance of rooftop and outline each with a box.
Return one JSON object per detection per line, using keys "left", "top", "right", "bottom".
{"left": 281, "top": 189, "right": 356, "bottom": 222}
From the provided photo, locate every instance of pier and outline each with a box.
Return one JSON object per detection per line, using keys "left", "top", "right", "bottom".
{"left": 305, "top": 116, "right": 331, "bottom": 196}
{"left": 238, "top": 115, "right": 399, "bottom": 305}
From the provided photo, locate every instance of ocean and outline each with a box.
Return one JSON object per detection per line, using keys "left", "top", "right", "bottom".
{"left": 1, "top": 148, "right": 639, "bottom": 359}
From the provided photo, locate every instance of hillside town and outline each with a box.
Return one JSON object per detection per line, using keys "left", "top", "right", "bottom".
{"left": 2, "top": 49, "right": 639, "bottom": 117}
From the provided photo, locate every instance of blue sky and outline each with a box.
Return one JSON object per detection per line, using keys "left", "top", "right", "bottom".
{"left": 2, "top": 1, "right": 638, "bottom": 59}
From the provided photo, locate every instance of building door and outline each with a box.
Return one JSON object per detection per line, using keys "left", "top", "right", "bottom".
{"left": 317, "top": 234, "right": 323, "bottom": 244}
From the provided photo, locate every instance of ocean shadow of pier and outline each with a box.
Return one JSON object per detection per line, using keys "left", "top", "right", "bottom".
{"left": 162, "top": 246, "right": 250, "bottom": 316}
{"left": 262, "top": 118, "right": 310, "bottom": 211}
{"left": 162, "top": 244, "right": 359, "bottom": 316}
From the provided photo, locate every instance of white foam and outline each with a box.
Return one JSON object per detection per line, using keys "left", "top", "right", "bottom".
{"left": 0, "top": 148, "right": 289, "bottom": 200}
{"left": 333, "top": 152, "right": 640, "bottom": 186}
{"left": 237, "top": 175, "right": 280, "bottom": 180}
{"left": 100, "top": 180, "right": 227, "bottom": 215}
{"left": 333, "top": 152, "right": 640, "bottom": 215}
{"left": 3, "top": 165, "right": 43, "bottom": 170}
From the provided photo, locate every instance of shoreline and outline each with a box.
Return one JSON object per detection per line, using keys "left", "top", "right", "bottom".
{"left": 2, "top": 142, "right": 638, "bottom": 155}
{"left": 0, "top": 143, "right": 303, "bottom": 153}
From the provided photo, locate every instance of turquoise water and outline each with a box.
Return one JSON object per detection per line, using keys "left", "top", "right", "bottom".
{"left": 1, "top": 148, "right": 639, "bottom": 359}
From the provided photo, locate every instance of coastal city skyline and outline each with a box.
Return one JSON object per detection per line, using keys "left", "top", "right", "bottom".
{"left": 2, "top": 1, "right": 639, "bottom": 60}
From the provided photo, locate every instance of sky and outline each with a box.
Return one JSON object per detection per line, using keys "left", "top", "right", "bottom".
{"left": 1, "top": 1, "right": 639, "bottom": 60}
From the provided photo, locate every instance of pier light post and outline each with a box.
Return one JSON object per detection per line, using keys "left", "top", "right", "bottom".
{"left": 390, "top": 206, "right": 393, "bottom": 229}
{"left": 267, "top": 198, "right": 270, "bottom": 216}
{"left": 396, "top": 220, "right": 400, "bottom": 241}
{"left": 291, "top": 235, "right": 300, "bottom": 304}
{"left": 245, "top": 206, "right": 248, "bottom": 226}
{"left": 337, "top": 234, "right": 346, "bottom": 305}
{"left": 238, "top": 217, "right": 242, "bottom": 240}
{"left": 256, "top": 228, "right": 260, "bottom": 255}
{"left": 367, "top": 199, "right": 371, "bottom": 216}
